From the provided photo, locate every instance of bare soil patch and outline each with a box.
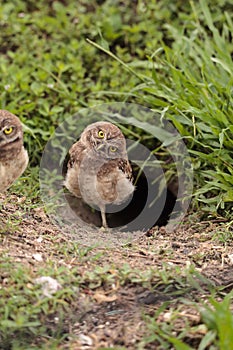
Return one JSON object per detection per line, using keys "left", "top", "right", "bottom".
{"left": 1, "top": 194, "right": 233, "bottom": 349}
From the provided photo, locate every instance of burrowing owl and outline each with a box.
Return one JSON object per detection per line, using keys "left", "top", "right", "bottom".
{"left": 64, "top": 121, "right": 135, "bottom": 228}
{"left": 0, "top": 110, "right": 28, "bottom": 192}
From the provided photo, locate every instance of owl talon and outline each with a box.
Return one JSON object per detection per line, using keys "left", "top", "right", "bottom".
{"left": 99, "top": 226, "right": 113, "bottom": 234}
{"left": 99, "top": 225, "right": 108, "bottom": 232}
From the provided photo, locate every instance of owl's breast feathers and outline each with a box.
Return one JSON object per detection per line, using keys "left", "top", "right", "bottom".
{"left": 0, "top": 147, "right": 28, "bottom": 192}
{"left": 96, "top": 158, "right": 134, "bottom": 204}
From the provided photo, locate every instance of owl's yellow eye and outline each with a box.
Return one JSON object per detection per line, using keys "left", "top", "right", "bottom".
{"left": 3, "top": 127, "right": 13, "bottom": 135}
{"left": 98, "top": 130, "right": 105, "bottom": 138}
{"left": 110, "top": 146, "right": 117, "bottom": 152}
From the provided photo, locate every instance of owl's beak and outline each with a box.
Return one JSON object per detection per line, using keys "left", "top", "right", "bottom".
{"left": 96, "top": 142, "right": 105, "bottom": 151}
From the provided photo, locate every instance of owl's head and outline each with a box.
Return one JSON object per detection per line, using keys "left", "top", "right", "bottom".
{"left": 80, "top": 121, "right": 127, "bottom": 159}
{"left": 0, "top": 110, "right": 24, "bottom": 159}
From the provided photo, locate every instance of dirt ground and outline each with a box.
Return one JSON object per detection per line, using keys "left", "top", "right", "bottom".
{"left": 1, "top": 194, "right": 233, "bottom": 349}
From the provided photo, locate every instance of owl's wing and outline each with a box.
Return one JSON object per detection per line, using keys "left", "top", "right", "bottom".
{"left": 67, "top": 141, "right": 86, "bottom": 169}
{"left": 117, "top": 159, "right": 134, "bottom": 182}
{"left": 64, "top": 141, "right": 86, "bottom": 198}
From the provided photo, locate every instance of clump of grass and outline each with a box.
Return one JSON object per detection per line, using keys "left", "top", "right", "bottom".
{"left": 140, "top": 291, "right": 233, "bottom": 350}
{"left": 200, "top": 292, "right": 233, "bottom": 350}
{"left": 90, "top": 0, "right": 233, "bottom": 219}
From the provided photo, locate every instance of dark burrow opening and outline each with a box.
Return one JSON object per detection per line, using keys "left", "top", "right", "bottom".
{"left": 64, "top": 167, "right": 178, "bottom": 232}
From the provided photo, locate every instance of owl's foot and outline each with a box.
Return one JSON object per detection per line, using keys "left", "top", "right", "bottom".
{"left": 99, "top": 225, "right": 111, "bottom": 232}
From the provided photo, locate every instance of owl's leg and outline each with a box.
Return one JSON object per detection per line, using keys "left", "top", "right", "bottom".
{"left": 100, "top": 205, "right": 108, "bottom": 229}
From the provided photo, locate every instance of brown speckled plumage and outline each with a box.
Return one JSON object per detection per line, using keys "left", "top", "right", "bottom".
{"left": 64, "top": 121, "right": 134, "bottom": 228}
{"left": 0, "top": 110, "right": 28, "bottom": 192}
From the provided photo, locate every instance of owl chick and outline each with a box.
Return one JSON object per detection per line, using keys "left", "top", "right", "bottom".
{"left": 0, "top": 110, "right": 28, "bottom": 192}
{"left": 64, "top": 121, "right": 135, "bottom": 228}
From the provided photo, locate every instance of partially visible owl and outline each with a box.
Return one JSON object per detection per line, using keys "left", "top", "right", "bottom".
{"left": 64, "top": 121, "right": 135, "bottom": 228}
{"left": 0, "top": 110, "right": 28, "bottom": 192}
